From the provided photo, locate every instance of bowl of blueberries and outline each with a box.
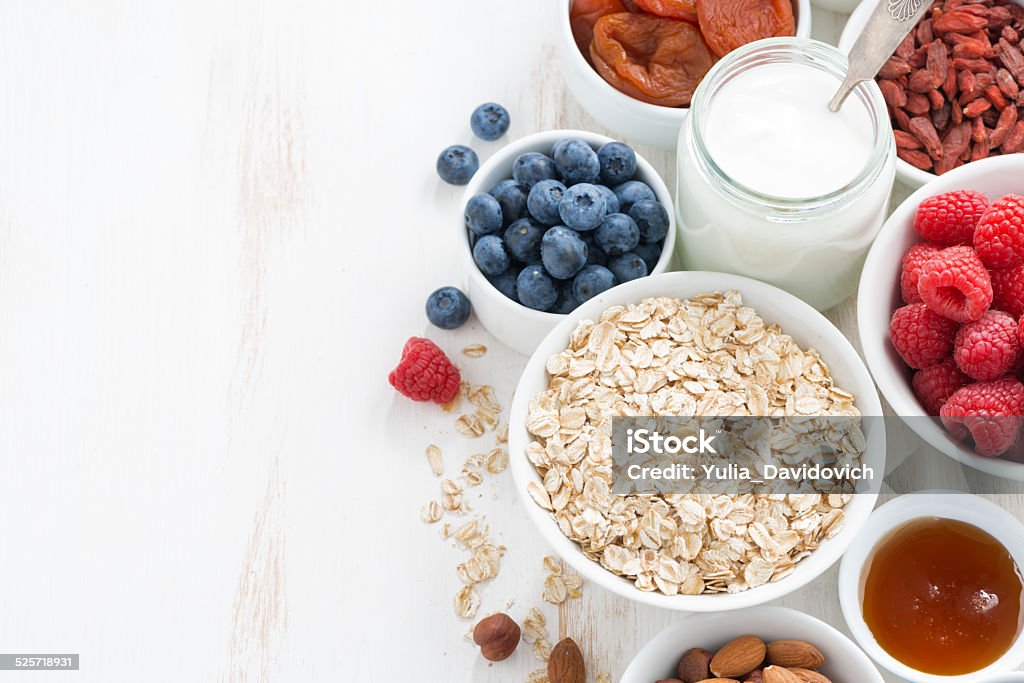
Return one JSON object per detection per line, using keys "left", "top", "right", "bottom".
{"left": 460, "top": 129, "right": 675, "bottom": 355}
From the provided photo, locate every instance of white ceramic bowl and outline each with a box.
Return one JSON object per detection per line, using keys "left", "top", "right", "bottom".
{"left": 555, "top": 0, "right": 812, "bottom": 149}
{"left": 509, "top": 270, "right": 885, "bottom": 611}
{"left": 839, "top": 492, "right": 1024, "bottom": 683}
{"left": 621, "top": 606, "right": 886, "bottom": 683}
{"left": 976, "top": 675, "right": 1024, "bottom": 682}
{"left": 839, "top": 0, "right": 1024, "bottom": 188}
{"left": 461, "top": 129, "right": 675, "bottom": 356}
{"left": 857, "top": 154, "right": 1024, "bottom": 481}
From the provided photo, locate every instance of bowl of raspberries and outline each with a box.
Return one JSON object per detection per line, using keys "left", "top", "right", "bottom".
{"left": 460, "top": 130, "right": 675, "bottom": 355}
{"left": 859, "top": 154, "right": 1024, "bottom": 479}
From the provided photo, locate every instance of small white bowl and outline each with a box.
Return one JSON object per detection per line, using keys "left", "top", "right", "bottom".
{"left": 621, "top": 606, "right": 886, "bottom": 683}
{"left": 509, "top": 270, "right": 885, "bottom": 611}
{"left": 857, "top": 154, "right": 1024, "bottom": 481}
{"left": 555, "top": 0, "right": 812, "bottom": 149}
{"left": 838, "top": 492, "right": 1024, "bottom": 683}
{"left": 461, "top": 129, "right": 676, "bottom": 356}
{"left": 976, "top": 675, "right": 1024, "bottom": 683}
{"left": 838, "top": 0, "right": 1024, "bottom": 188}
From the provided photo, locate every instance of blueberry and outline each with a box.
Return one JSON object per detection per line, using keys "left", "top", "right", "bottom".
{"left": 426, "top": 286, "right": 472, "bottom": 330}
{"left": 504, "top": 217, "right": 545, "bottom": 263}
{"left": 629, "top": 199, "right": 670, "bottom": 243}
{"left": 583, "top": 236, "right": 608, "bottom": 266}
{"left": 572, "top": 265, "right": 617, "bottom": 302}
{"left": 608, "top": 252, "right": 649, "bottom": 283}
{"left": 551, "top": 138, "right": 571, "bottom": 158}
{"left": 598, "top": 141, "right": 637, "bottom": 186}
{"left": 595, "top": 213, "right": 640, "bottom": 256}
{"left": 489, "top": 179, "right": 528, "bottom": 226}
{"left": 470, "top": 102, "right": 510, "bottom": 141}
{"left": 436, "top": 145, "right": 479, "bottom": 185}
{"left": 527, "top": 179, "right": 568, "bottom": 225}
{"left": 550, "top": 281, "right": 581, "bottom": 314}
{"left": 558, "top": 183, "right": 607, "bottom": 232}
{"left": 513, "top": 152, "right": 558, "bottom": 189}
{"left": 488, "top": 267, "right": 521, "bottom": 302}
{"left": 613, "top": 180, "right": 656, "bottom": 213}
{"left": 595, "top": 184, "right": 620, "bottom": 214}
{"left": 632, "top": 241, "right": 663, "bottom": 272}
{"left": 517, "top": 264, "right": 558, "bottom": 311}
{"left": 541, "top": 226, "right": 589, "bottom": 280}
{"left": 473, "top": 234, "right": 510, "bottom": 276}
{"left": 552, "top": 138, "right": 600, "bottom": 185}
{"left": 465, "top": 193, "right": 503, "bottom": 236}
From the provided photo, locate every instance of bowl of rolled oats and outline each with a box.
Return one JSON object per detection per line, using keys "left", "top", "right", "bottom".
{"left": 508, "top": 271, "right": 885, "bottom": 611}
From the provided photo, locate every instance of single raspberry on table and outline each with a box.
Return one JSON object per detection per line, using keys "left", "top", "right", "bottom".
{"left": 900, "top": 242, "right": 942, "bottom": 303}
{"left": 990, "top": 262, "right": 1024, "bottom": 319}
{"left": 917, "top": 245, "right": 992, "bottom": 322}
{"left": 889, "top": 303, "right": 960, "bottom": 369}
{"left": 953, "top": 310, "right": 1023, "bottom": 380}
{"left": 388, "top": 337, "right": 461, "bottom": 404}
{"left": 913, "top": 189, "right": 989, "bottom": 245}
{"left": 940, "top": 377, "right": 1024, "bottom": 456}
{"left": 913, "top": 359, "right": 969, "bottom": 415}
{"left": 974, "top": 194, "right": 1024, "bottom": 268}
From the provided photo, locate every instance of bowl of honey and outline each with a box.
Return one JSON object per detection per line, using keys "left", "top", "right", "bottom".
{"left": 839, "top": 493, "right": 1024, "bottom": 683}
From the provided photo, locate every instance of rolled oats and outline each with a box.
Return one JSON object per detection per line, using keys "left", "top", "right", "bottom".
{"left": 453, "top": 585, "right": 480, "bottom": 620}
{"left": 425, "top": 444, "right": 444, "bottom": 477}
{"left": 463, "top": 343, "right": 488, "bottom": 358}
{"left": 420, "top": 500, "right": 442, "bottom": 524}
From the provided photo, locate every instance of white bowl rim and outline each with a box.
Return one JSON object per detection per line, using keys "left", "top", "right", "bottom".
{"left": 509, "top": 270, "right": 884, "bottom": 611}
{"left": 621, "top": 605, "right": 887, "bottom": 683}
{"left": 460, "top": 129, "right": 676, "bottom": 323}
{"left": 838, "top": 492, "right": 1024, "bottom": 683}
{"left": 857, "top": 154, "right": 1024, "bottom": 481}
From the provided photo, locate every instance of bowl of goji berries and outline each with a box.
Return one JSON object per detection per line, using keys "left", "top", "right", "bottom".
{"left": 859, "top": 154, "right": 1024, "bottom": 479}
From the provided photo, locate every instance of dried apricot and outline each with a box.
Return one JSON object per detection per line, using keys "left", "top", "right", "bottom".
{"left": 635, "top": 0, "right": 699, "bottom": 23}
{"left": 590, "top": 13, "right": 715, "bottom": 106}
{"left": 570, "top": 0, "right": 628, "bottom": 57}
{"left": 697, "top": 0, "right": 796, "bottom": 58}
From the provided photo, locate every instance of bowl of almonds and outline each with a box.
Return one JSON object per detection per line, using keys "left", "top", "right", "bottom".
{"left": 508, "top": 271, "right": 885, "bottom": 611}
{"left": 620, "top": 606, "right": 885, "bottom": 683}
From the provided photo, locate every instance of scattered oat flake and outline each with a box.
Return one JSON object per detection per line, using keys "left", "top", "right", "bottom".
{"left": 463, "top": 343, "right": 487, "bottom": 358}
{"left": 420, "top": 500, "right": 442, "bottom": 524}
{"left": 497, "top": 424, "right": 508, "bottom": 444}
{"left": 543, "top": 556, "right": 562, "bottom": 574}
{"left": 486, "top": 448, "right": 508, "bottom": 474}
{"left": 456, "top": 413, "right": 485, "bottom": 438}
{"left": 533, "top": 638, "right": 553, "bottom": 662}
{"left": 526, "top": 670, "right": 549, "bottom": 683}
{"left": 542, "top": 574, "right": 568, "bottom": 604}
{"left": 453, "top": 585, "right": 480, "bottom": 619}
{"left": 425, "top": 444, "right": 443, "bottom": 477}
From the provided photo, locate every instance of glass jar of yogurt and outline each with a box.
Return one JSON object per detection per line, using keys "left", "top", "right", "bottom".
{"left": 676, "top": 38, "right": 895, "bottom": 311}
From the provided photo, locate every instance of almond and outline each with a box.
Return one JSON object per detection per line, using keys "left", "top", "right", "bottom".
{"left": 548, "top": 637, "right": 585, "bottom": 683}
{"left": 677, "top": 648, "right": 714, "bottom": 683}
{"left": 790, "top": 669, "right": 833, "bottom": 683}
{"left": 762, "top": 666, "right": 804, "bottom": 683}
{"left": 765, "top": 641, "right": 825, "bottom": 670}
{"left": 710, "top": 636, "right": 767, "bottom": 679}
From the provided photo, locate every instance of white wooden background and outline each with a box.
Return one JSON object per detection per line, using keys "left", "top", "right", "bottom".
{"left": 0, "top": 2, "right": 1018, "bottom": 682}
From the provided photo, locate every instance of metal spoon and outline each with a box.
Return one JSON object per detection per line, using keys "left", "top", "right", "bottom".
{"left": 829, "top": 0, "right": 934, "bottom": 112}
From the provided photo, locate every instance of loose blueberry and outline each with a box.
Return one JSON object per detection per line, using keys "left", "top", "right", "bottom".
{"left": 608, "top": 253, "right": 649, "bottom": 283}
{"left": 472, "top": 234, "right": 510, "bottom": 276}
{"left": 629, "top": 199, "right": 670, "bottom": 243}
{"left": 541, "top": 226, "right": 589, "bottom": 280}
{"left": 512, "top": 152, "right": 558, "bottom": 189}
{"left": 436, "top": 145, "right": 479, "bottom": 185}
{"left": 595, "top": 213, "right": 640, "bottom": 256}
{"left": 517, "top": 264, "right": 558, "bottom": 311}
{"left": 550, "top": 281, "right": 581, "bottom": 314}
{"left": 489, "top": 179, "right": 528, "bottom": 226}
{"left": 488, "top": 267, "right": 521, "bottom": 302}
{"left": 572, "top": 265, "right": 617, "bottom": 302}
{"left": 598, "top": 141, "right": 637, "bottom": 186}
{"left": 558, "top": 183, "right": 607, "bottom": 232}
{"left": 465, "top": 193, "right": 503, "bottom": 236}
{"left": 504, "top": 217, "right": 545, "bottom": 263}
{"left": 632, "top": 241, "right": 663, "bottom": 272}
{"left": 552, "top": 138, "right": 600, "bottom": 185}
{"left": 613, "top": 180, "right": 656, "bottom": 213}
{"left": 527, "top": 179, "right": 568, "bottom": 225}
{"left": 470, "top": 102, "right": 510, "bottom": 141}
{"left": 595, "top": 184, "right": 620, "bottom": 214}
{"left": 426, "top": 286, "right": 472, "bottom": 330}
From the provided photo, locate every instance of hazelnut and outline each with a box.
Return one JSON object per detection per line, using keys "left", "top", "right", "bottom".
{"left": 472, "top": 612, "right": 520, "bottom": 662}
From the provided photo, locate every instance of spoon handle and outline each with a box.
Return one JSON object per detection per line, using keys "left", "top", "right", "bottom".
{"left": 829, "top": 0, "right": 934, "bottom": 112}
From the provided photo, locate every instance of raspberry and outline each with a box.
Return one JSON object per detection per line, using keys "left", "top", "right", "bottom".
{"left": 913, "top": 189, "right": 989, "bottom": 245}
{"left": 974, "top": 194, "right": 1024, "bottom": 268}
{"left": 990, "top": 262, "right": 1024, "bottom": 319}
{"left": 940, "top": 378, "right": 1024, "bottom": 456}
{"left": 899, "top": 242, "right": 942, "bottom": 303}
{"left": 388, "top": 337, "right": 461, "bottom": 404}
{"left": 913, "top": 359, "right": 969, "bottom": 415}
{"left": 889, "top": 303, "right": 959, "bottom": 369}
{"left": 953, "top": 310, "right": 1023, "bottom": 380}
{"left": 917, "top": 245, "right": 993, "bottom": 322}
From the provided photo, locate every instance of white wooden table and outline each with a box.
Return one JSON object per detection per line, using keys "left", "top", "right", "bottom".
{"left": 0, "top": 2, "right": 1017, "bottom": 682}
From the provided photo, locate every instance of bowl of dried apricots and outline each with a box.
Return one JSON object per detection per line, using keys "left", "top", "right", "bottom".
{"left": 558, "top": 0, "right": 812, "bottom": 149}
